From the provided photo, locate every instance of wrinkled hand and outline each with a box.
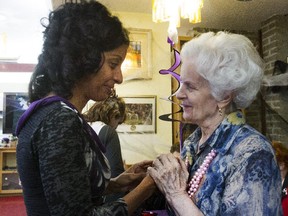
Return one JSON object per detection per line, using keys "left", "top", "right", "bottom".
{"left": 147, "top": 153, "right": 189, "bottom": 200}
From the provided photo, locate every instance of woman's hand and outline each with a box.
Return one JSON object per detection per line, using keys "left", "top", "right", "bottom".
{"left": 125, "top": 160, "right": 153, "bottom": 174}
{"left": 106, "top": 160, "right": 153, "bottom": 194}
{"left": 147, "top": 153, "right": 189, "bottom": 201}
{"left": 148, "top": 154, "right": 204, "bottom": 216}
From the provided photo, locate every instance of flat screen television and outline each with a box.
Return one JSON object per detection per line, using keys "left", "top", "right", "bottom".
{"left": 2, "top": 92, "right": 29, "bottom": 135}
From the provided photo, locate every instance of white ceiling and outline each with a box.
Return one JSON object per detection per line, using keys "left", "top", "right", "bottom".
{"left": 0, "top": 0, "right": 288, "bottom": 63}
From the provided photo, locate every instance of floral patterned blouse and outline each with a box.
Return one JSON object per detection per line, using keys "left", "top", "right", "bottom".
{"left": 179, "top": 111, "right": 283, "bottom": 216}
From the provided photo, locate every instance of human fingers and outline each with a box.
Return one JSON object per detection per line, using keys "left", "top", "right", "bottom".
{"left": 147, "top": 167, "right": 164, "bottom": 191}
{"left": 147, "top": 166, "right": 158, "bottom": 179}
{"left": 137, "top": 160, "right": 153, "bottom": 170}
{"left": 177, "top": 157, "right": 189, "bottom": 180}
{"left": 129, "top": 160, "right": 153, "bottom": 173}
{"left": 153, "top": 153, "right": 178, "bottom": 169}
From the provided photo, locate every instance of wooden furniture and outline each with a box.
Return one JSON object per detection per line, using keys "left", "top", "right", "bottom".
{"left": 0, "top": 147, "right": 22, "bottom": 195}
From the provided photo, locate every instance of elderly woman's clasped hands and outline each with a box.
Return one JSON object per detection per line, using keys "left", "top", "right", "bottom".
{"left": 148, "top": 155, "right": 189, "bottom": 198}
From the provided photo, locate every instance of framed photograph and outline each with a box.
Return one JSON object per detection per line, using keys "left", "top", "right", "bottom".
{"left": 122, "top": 28, "right": 152, "bottom": 81}
{"left": 117, "top": 96, "right": 157, "bottom": 133}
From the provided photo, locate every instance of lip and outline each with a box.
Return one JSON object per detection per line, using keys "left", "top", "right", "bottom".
{"left": 105, "top": 85, "right": 114, "bottom": 93}
{"left": 180, "top": 103, "right": 191, "bottom": 108}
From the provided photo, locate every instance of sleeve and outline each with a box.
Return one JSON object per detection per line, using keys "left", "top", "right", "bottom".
{"left": 32, "top": 108, "right": 128, "bottom": 215}
{"left": 99, "top": 125, "right": 125, "bottom": 178}
{"left": 219, "top": 137, "right": 283, "bottom": 216}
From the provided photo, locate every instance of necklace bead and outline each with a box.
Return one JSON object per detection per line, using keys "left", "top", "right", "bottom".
{"left": 187, "top": 149, "right": 217, "bottom": 198}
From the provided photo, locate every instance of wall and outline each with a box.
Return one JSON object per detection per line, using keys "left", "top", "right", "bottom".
{"left": 113, "top": 12, "right": 173, "bottom": 163}
{"left": 261, "top": 14, "right": 288, "bottom": 146}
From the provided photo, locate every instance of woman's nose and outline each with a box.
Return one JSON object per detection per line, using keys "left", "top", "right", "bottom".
{"left": 115, "top": 68, "right": 123, "bottom": 84}
{"left": 176, "top": 83, "right": 185, "bottom": 99}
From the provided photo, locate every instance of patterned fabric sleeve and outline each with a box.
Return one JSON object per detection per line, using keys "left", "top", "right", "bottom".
{"left": 32, "top": 105, "right": 128, "bottom": 215}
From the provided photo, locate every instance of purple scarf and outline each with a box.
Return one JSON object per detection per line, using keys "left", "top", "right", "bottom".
{"left": 16, "top": 96, "right": 106, "bottom": 153}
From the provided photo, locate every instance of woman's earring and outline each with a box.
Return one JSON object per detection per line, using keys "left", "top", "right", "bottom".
{"left": 219, "top": 108, "right": 223, "bottom": 116}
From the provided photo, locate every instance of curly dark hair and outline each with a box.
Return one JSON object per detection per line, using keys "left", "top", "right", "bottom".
{"left": 29, "top": 0, "right": 129, "bottom": 102}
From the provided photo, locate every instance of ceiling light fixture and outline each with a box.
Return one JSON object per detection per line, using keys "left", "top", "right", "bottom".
{"left": 152, "top": 0, "right": 203, "bottom": 44}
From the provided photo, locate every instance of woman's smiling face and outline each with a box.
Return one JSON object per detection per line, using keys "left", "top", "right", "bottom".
{"left": 176, "top": 61, "right": 219, "bottom": 126}
{"left": 79, "top": 44, "right": 128, "bottom": 102}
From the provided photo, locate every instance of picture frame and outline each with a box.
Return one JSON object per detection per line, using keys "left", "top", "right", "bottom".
{"left": 117, "top": 96, "right": 157, "bottom": 133}
{"left": 122, "top": 28, "right": 152, "bottom": 81}
{"left": 2, "top": 92, "right": 29, "bottom": 134}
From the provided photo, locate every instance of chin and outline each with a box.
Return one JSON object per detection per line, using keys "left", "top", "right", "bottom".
{"left": 94, "top": 94, "right": 108, "bottom": 101}
{"left": 183, "top": 113, "right": 194, "bottom": 123}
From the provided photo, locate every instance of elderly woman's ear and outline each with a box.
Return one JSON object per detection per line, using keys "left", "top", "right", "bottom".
{"left": 217, "top": 93, "right": 233, "bottom": 111}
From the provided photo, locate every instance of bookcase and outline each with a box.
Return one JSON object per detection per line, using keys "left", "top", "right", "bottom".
{"left": 0, "top": 147, "right": 22, "bottom": 195}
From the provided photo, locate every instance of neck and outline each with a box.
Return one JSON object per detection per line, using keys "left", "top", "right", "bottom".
{"left": 46, "top": 92, "right": 87, "bottom": 113}
{"left": 199, "top": 114, "right": 225, "bottom": 146}
{"left": 69, "top": 96, "right": 87, "bottom": 113}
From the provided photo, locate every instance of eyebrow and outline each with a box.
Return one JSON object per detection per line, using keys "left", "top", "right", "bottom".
{"left": 181, "top": 79, "right": 207, "bottom": 89}
{"left": 107, "top": 54, "right": 124, "bottom": 62}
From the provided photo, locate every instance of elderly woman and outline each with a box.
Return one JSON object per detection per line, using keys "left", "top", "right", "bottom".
{"left": 148, "top": 31, "right": 282, "bottom": 215}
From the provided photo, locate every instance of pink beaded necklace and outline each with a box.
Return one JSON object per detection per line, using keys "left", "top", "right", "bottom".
{"left": 187, "top": 149, "right": 217, "bottom": 198}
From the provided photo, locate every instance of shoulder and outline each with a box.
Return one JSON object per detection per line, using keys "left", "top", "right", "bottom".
{"left": 216, "top": 124, "right": 278, "bottom": 177}
{"left": 31, "top": 102, "right": 84, "bottom": 139}
{"left": 233, "top": 125, "right": 273, "bottom": 156}
{"left": 99, "top": 125, "right": 118, "bottom": 137}
{"left": 90, "top": 121, "right": 106, "bottom": 134}
{"left": 44, "top": 102, "right": 82, "bottom": 127}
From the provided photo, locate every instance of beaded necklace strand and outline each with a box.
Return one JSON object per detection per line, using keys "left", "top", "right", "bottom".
{"left": 186, "top": 149, "right": 217, "bottom": 198}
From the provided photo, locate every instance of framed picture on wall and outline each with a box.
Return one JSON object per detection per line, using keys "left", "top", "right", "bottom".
{"left": 121, "top": 28, "right": 152, "bottom": 81}
{"left": 2, "top": 92, "right": 29, "bottom": 134}
{"left": 117, "top": 95, "right": 156, "bottom": 133}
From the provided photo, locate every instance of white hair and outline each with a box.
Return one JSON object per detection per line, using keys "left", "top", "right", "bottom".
{"left": 180, "top": 31, "right": 264, "bottom": 109}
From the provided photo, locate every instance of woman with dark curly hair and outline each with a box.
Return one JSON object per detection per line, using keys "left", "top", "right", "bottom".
{"left": 16, "top": 1, "right": 155, "bottom": 215}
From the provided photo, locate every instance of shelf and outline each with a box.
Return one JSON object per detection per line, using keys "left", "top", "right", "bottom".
{"left": 2, "top": 170, "right": 17, "bottom": 174}
{"left": 0, "top": 148, "right": 22, "bottom": 195}
{"left": 0, "top": 189, "right": 22, "bottom": 194}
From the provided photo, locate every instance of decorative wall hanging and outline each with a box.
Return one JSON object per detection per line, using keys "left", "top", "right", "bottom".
{"left": 116, "top": 96, "right": 156, "bottom": 133}
{"left": 122, "top": 28, "right": 152, "bottom": 81}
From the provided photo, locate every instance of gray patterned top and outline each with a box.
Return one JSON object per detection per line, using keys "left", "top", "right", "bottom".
{"left": 17, "top": 101, "right": 128, "bottom": 215}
